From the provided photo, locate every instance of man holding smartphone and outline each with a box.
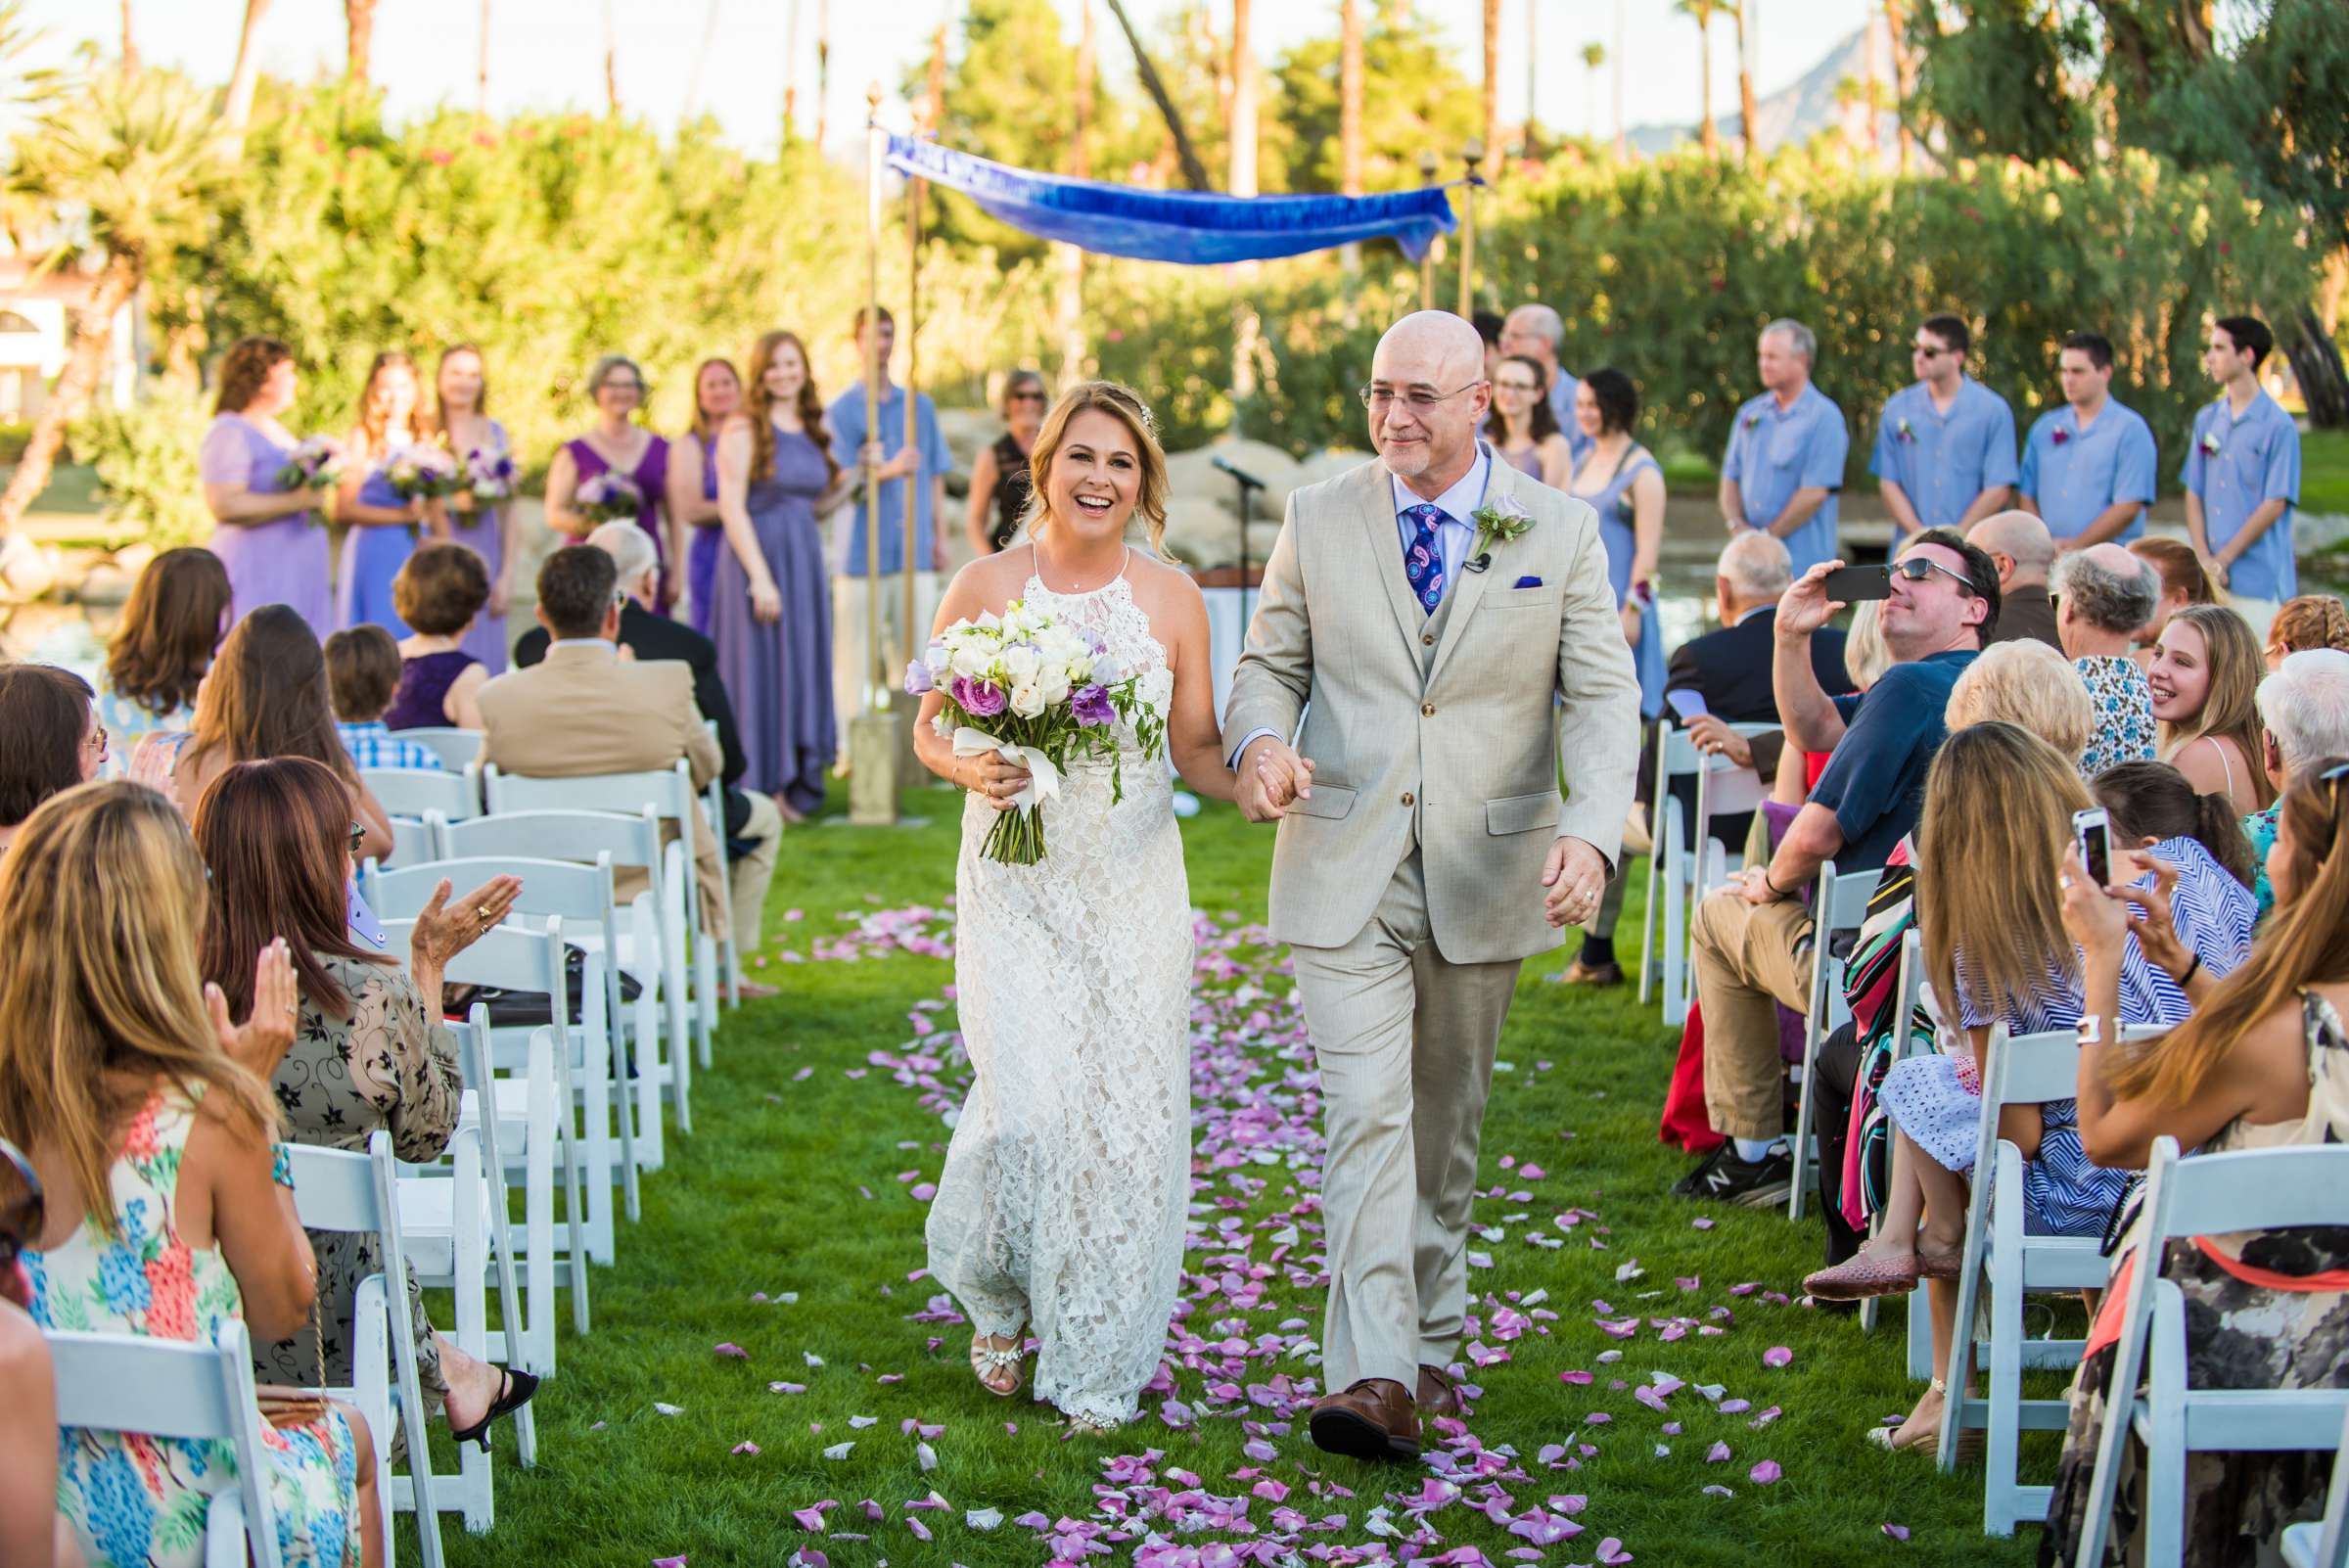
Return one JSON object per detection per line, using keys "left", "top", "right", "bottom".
{"left": 1671, "top": 529, "right": 2000, "bottom": 1206}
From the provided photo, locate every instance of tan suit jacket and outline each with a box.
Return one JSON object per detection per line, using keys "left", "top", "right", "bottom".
{"left": 476, "top": 642, "right": 730, "bottom": 941}
{"left": 1221, "top": 454, "right": 1641, "bottom": 963}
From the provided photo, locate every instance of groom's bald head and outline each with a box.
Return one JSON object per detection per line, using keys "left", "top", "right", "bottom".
{"left": 1368, "top": 311, "right": 1491, "bottom": 492}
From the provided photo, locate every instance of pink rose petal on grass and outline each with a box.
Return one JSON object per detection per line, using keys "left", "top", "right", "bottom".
{"left": 1748, "top": 1459, "right": 1783, "bottom": 1484}
{"left": 653, "top": 1559, "right": 687, "bottom": 1568}
{"left": 1883, "top": 1523, "right": 1911, "bottom": 1541}
{"left": 1705, "top": 1442, "right": 1731, "bottom": 1463}
{"left": 714, "top": 1342, "right": 749, "bottom": 1360}
{"left": 1690, "top": 1217, "right": 1716, "bottom": 1230}
{"left": 1597, "top": 1541, "right": 1633, "bottom": 1565}
{"left": 1763, "top": 1345, "right": 1793, "bottom": 1367}
{"left": 730, "top": 1441, "right": 760, "bottom": 1455}
{"left": 1559, "top": 1369, "right": 1594, "bottom": 1385}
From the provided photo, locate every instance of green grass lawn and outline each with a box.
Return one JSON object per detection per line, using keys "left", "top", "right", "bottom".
{"left": 2303, "top": 429, "right": 2349, "bottom": 517}
{"left": 419, "top": 783, "right": 2042, "bottom": 1568}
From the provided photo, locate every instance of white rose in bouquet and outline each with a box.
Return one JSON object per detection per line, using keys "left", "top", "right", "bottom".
{"left": 1009, "top": 679, "right": 1046, "bottom": 718}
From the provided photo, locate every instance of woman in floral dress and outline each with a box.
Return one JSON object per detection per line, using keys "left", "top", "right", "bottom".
{"left": 1, "top": 782, "right": 378, "bottom": 1568}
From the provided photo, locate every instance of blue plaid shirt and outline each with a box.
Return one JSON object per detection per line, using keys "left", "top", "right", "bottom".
{"left": 338, "top": 721, "right": 445, "bottom": 772}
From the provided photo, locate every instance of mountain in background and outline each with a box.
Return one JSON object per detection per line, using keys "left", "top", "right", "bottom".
{"left": 1625, "top": 21, "right": 1901, "bottom": 159}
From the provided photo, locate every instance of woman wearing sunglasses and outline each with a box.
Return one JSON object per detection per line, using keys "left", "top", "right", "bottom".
{"left": 965, "top": 368, "right": 1046, "bottom": 557}
{"left": 2037, "top": 758, "right": 2349, "bottom": 1565}
{"left": 193, "top": 757, "right": 532, "bottom": 1453}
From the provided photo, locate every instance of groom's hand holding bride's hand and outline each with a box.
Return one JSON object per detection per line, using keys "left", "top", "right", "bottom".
{"left": 1542, "top": 836, "right": 1609, "bottom": 928}
{"left": 1236, "top": 736, "right": 1314, "bottom": 823}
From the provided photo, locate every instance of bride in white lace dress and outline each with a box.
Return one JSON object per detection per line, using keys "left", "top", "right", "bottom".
{"left": 910, "top": 383, "right": 1238, "bottom": 1431}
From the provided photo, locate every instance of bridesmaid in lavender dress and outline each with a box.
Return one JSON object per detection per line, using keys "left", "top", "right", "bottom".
{"left": 335, "top": 350, "right": 443, "bottom": 637}
{"left": 544, "top": 353, "right": 676, "bottom": 613}
{"left": 430, "top": 345, "right": 517, "bottom": 672}
{"left": 668, "top": 357, "right": 741, "bottom": 636}
{"left": 711, "top": 331, "right": 849, "bottom": 821}
{"left": 200, "top": 336, "right": 332, "bottom": 633}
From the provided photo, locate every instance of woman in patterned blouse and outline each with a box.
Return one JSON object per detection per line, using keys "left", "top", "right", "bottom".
{"left": 2054, "top": 542, "right": 2162, "bottom": 778}
{"left": 192, "top": 756, "right": 535, "bottom": 1451}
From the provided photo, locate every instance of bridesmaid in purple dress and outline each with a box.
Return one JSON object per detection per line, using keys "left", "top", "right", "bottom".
{"left": 335, "top": 350, "right": 443, "bottom": 637}
{"left": 199, "top": 337, "right": 332, "bottom": 633}
{"left": 668, "top": 357, "right": 741, "bottom": 636}
{"left": 430, "top": 345, "right": 516, "bottom": 672}
{"left": 545, "top": 353, "right": 676, "bottom": 613}
{"left": 712, "top": 331, "right": 851, "bottom": 821}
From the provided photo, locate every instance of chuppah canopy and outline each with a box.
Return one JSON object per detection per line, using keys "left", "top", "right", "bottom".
{"left": 882, "top": 134, "right": 1458, "bottom": 265}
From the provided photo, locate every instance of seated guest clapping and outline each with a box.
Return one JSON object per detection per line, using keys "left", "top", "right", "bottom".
{"left": 326, "top": 626, "right": 447, "bottom": 771}
{"left": 1803, "top": 724, "right": 2254, "bottom": 1454}
{"left": 193, "top": 756, "right": 535, "bottom": 1450}
{"left": 2039, "top": 759, "right": 2349, "bottom": 1566}
{"left": 2053, "top": 542, "right": 2161, "bottom": 777}
{"left": 2244, "top": 649, "right": 2349, "bottom": 914}
{"left": 0, "top": 665, "right": 107, "bottom": 854}
{"left": 1673, "top": 529, "right": 1999, "bottom": 1207}
{"left": 1, "top": 782, "right": 383, "bottom": 1568}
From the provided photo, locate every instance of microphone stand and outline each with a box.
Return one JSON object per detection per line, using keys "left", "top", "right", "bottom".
{"left": 1212, "top": 453, "right": 1267, "bottom": 623}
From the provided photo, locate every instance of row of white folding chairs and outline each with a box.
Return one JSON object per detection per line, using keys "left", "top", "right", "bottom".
{"left": 47, "top": 1131, "right": 453, "bottom": 1566}
{"left": 1638, "top": 721, "right": 1773, "bottom": 1026}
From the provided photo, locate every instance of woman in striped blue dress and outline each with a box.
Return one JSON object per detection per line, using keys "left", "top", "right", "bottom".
{"left": 1803, "top": 724, "right": 2255, "bottom": 1453}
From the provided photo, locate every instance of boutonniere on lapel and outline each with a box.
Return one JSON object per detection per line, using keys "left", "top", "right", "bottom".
{"left": 1742, "top": 411, "right": 1762, "bottom": 432}
{"left": 1895, "top": 417, "right": 1915, "bottom": 444}
{"left": 2199, "top": 429, "right": 2223, "bottom": 457}
{"left": 2050, "top": 427, "right": 2071, "bottom": 446}
{"left": 1466, "top": 494, "right": 1533, "bottom": 575}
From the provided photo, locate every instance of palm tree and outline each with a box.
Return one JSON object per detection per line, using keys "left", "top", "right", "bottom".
{"left": 812, "top": 0, "right": 828, "bottom": 150}
{"left": 117, "top": 0, "right": 135, "bottom": 72}
{"left": 1883, "top": 0, "right": 1916, "bottom": 173}
{"left": 1732, "top": 0, "right": 1758, "bottom": 161}
{"left": 601, "top": 0, "right": 620, "bottom": 116}
{"left": 476, "top": 0, "right": 489, "bottom": 120}
{"left": 1521, "top": 0, "right": 1538, "bottom": 158}
{"left": 1, "top": 69, "right": 229, "bottom": 537}
{"left": 1479, "top": 0, "right": 1499, "bottom": 178}
{"left": 1229, "top": 0, "right": 1256, "bottom": 197}
{"left": 1102, "top": 0, "right": 1208, "bottom": 190}
{"left": 222, "top": 0, "right": 269, "bottom": 137}
{"left": 1675, "top": 0, "right": 1720, "bottom": 158}
{"left": 1340, "top": 0, "right": 1362, "bottom": 196}
{"left": 781, "top": 0, "right": 800, "bottom": 145}
{"left": 1581, "top": 40, "right": 1604, "bottom": 143}
{"left": 344, "top": 0, "right": 375, "bottom": 85}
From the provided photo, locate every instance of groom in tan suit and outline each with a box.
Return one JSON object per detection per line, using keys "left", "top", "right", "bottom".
{"left": 1223, "top": 310, "right": 1639, "bottom": 1460}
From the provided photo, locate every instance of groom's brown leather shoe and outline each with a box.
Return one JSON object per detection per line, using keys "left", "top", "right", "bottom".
{"left": 1308, "top": 1378, "right": 1420, "bottom": 1461}
{"left": 1415, "top": 1364, "right": 1459, "bottom": 1417}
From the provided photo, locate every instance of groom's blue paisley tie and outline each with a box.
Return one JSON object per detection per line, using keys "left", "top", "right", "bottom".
{"left": 1403, "top": 502, "right": 1447, "bottom": 615}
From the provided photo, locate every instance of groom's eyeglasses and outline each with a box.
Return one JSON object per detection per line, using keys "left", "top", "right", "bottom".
{"left": 1359, "top": 381, "right": 1487, "bottom": 411}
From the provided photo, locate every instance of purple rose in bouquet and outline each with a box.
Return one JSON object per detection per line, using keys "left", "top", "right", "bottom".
{"left": 576, "top": 471, "right": 645, "bottom": 523}
{"left": 1071, "top": 684, "right": 1115, "bottom": 727}
{"left": 952, "top": 675, "right": 1007, "bottom": 717}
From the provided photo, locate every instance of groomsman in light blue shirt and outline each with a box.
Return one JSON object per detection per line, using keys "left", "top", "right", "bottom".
{"left": 1871, "top": 313, "right": 2019, "bottom": 538}
{"left": 1497, "top": 302, "right": 1591, "bottom": 465}
{"left": 2017, "top": 330, "right": 2158, "bottom": 550}
{"left": 1720, "top": 318, "right": 1848, "bottom": 576}
{"left": 2183, "top": 314, "right": 2300, "bottom": 640}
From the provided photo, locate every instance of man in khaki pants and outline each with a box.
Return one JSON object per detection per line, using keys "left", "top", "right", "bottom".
{"left": 1223, "top": 311, "right": 1640, "bottom": 1461}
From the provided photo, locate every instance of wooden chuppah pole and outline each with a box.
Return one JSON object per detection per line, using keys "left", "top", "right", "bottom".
{"left": 1457, "top": 138, "right": 1483, "bottom": 319}
{"left": 1417, "top": 150, "right": 1438, "bottom": 311}
{"left": 849, "top": 80, "right": 899, "bottom": 824}
{"left": 902, "top": 141, "right": 922, "bottom": 680}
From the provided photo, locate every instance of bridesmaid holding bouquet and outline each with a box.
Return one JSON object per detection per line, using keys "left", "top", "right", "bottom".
{"left": 711, "top": 330, "right": 849, "bottom": 821}
{"left": 430, "top": 344, "right": 517, "bottom": 672}
{"left": 336, "top": 350, "right": 444, "bottom": 637}
{"left": 668, "top": 356, "right": 741, "bottom": 635}
{"left": 544, "top": 353, "right": 675, "bottom": 612}
{"left": 200, "top": 336, "right": 333, "bottom": 634}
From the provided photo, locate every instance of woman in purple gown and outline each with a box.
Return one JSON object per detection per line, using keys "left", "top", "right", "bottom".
{"left": 200, "top": 337, "right": 333, "bottom": 633}
{"left": 335, "top": 350, "right": 443, "bottom": 637}
{"left": 544, "top": 353, "right": 675, "bottom": 613}
{"left": 429, "top": 345, "right": 515, "bottom": 672}
{"left": 668, "top": 357, "right": 741, "bottom": 636}
{"left": 712, "top": 331, "right": 850, "bottom": 822}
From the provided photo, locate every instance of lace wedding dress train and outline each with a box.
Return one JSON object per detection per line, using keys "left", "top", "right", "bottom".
{"left": 924, "top": 567, "right": 1194, "bottom": 1428}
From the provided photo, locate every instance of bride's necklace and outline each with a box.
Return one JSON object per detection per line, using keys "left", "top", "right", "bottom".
{"left": 1033, "top": 540, "right": 1127, "bottom": 596}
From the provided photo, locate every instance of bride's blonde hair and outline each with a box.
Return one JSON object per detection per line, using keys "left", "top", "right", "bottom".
{"left": 1022, "top": 381, "right": 1170, "bottom": 555}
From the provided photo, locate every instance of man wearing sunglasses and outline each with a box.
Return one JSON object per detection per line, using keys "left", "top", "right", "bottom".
{"left": 1674, "top": 529, "right": 2001, "bottom": 1207}
{"left": 1872, "top": 314, "right": 2019, "bottom": 538}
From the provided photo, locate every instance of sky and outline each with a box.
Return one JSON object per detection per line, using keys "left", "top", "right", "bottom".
{"left": 26, "top": 0, "right": 1875, "bottom": 162}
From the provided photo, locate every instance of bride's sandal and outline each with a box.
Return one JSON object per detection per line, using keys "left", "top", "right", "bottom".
{"left": 969, "top": 1331, "right": 1025, "bottom": 1398}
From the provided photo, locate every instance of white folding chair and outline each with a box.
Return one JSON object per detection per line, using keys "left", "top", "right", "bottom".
{"left": 2075, "top": 1137, "right": 2349, "bottom": 1568}
{"left": 1786, "top": 858, "right": 1881, "bottom": 1221}
{"left": 1641, "top": 720, "right": 1775, "bottom": 1026}
{"left": 484, "top": 761, "right": 715, "bottom": 1079}
{"left": 1687, "top": 724, "right": 1775, "bottom": 897}
{"left": 368, "top": 853, "right": 637, "bottom": 1252}
{"left": 1857, "top": 926, "right": 1927, "bottom": 1364}
{"left": 385, "top": 811, "right": 448, "bottom": 869}
{"left": 363, "top": 764, "right": 483, "bottom": 823}
{"left": 444, "top": 807, "right": 686, "bottom": 1163}
{"left": 2282, "top": 1407, "right": 2349, "bottom": 1568}
{"left": 284, "top": 1133, "right": 442, "bottom": 1568}
{"left": 1935, "top": 1021, "right": 2160, "bottom": 1532}
{"left": 48, "top": 1319, "right": 284, "bottom": 1568}
{"left": 704, "top": 762, "right": 742, "bottom": 1008}
{"left": 391, "top": 726, "right": 484, "bottom": 771}
{"left": 391, "top": 921, "right": 587, "bottom": 1372}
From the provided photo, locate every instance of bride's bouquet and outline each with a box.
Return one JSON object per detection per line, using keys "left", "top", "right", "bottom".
{"left": 905, "top": 601, "right": 1171, "bottom": 865}
{"left": 384, "top": 444, "right": 463, "bottom": 504}
{"left": 575, "top": 471, "right": 644, "bottom": 524}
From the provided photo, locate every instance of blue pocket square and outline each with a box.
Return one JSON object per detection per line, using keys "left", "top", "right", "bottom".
{"left": 1512, "top": 575, "right": 1543, "bottom": 588}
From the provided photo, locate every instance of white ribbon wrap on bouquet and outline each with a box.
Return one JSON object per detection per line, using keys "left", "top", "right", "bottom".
{"left": 952, "top": 727, "right": 1063, "bottom": 811}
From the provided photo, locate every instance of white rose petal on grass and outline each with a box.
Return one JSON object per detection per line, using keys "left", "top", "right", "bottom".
{"left": 822, "top": 1441, "right": 855, "bottom": 1459}
{"left": 966, "top": 1508, "right": 1004, "bottom": 1531}
{"left": 652, "top": 1403, "right": 685, "bottom": 1416}
{"left": 916, "top": 1441, "right": 940, "bottom": 1472}
{"left": 1613, "top": 1260, "right": 1644, "bottom": 1282}
{"left": 804, "top": 1352, "right": 825, "bottom": 1367}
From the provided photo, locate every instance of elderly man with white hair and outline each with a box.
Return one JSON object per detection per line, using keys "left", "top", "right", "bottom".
{"left": 2245, "top": 647, "right": 2349, "bottom": 912}
{"left": 1497, "top": 302, "right": 1590, "bottom": 462}
{"left": 2052, "top": 541, "right": 2161, "bottom": 776}
{"left": 1720, "top": 318, "right": 1850, "bottom": 576}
